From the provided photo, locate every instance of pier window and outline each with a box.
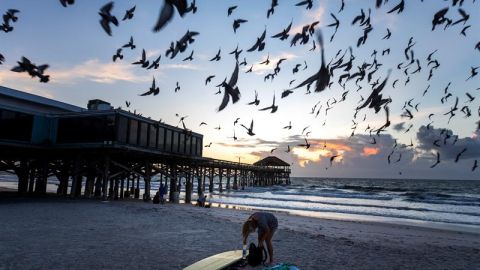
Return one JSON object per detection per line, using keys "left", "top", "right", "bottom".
{"left": 148, "top": 124, "right": 157, "bottom": 148}
{"left": 186, "top": 135, "right": 191, "bottom": 155}
{"left": 196, "top": 137, "right": 202, "bottom": 156}
{"left": 128, "top": 119, "right": 138, "bottom": 145}
{"left": 139, "top": 122, "right": 148, "bottom": 147}
{"left": 179, "top": 133, "right": 185, "bottom": 154}
{"left": 0, "top": 109, "right": 33, "bottom": 142}
{"left": 165, "top": 129, "right": 172, "bottom": 152}
{"left": 191, "top": 137, "right": 196, "bottom": 156}
{"left": 157, "top": 127, "right": 165, "bottom": 151}
{"left": 116, "top": 116, "right": 128, "bottom": 143}
{"left": 172, "top": 131, "right": 179, "bottom": 153}
{"left": 57, "top": 115, "right": 115, "bottom": 143}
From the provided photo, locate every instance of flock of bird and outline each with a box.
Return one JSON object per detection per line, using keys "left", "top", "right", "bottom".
{"left": 0, "top": 0, "right": 479, "bottom": 173}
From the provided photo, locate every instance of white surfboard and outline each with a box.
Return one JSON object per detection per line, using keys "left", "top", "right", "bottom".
{"left": 184, "top": 250, "right": 245, "bottom": 270}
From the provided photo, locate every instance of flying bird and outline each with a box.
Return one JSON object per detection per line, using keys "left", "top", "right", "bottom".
{"left": 271, "top": 21, "right": 292, "bottom": 41}
{"left": 133, "top": 49, "right": 150, "bottom": 68}
{"left": 205, "top": 75, "right": 215, "bottom": 85}
{"left": 113, "top": 48, "right": 123, "bottom": 62}
{"left": 218, "top": 61, "right": 241, "bottom": 112}
{"left": 233, "top": 19, "right": 248, "bottom": 33}
{"left": 295, "top": 0, "right": 313, "bottom": 10}
{"left": 122, "top": 5, "right": 136, "bottom": 21}
{"left": 140, "top": 77, "right": 160, "bottom": 96}
{"left": 259, "top": 94, "right": 278, "bottom": 113}
{"left": 122, "top": 36, "right": 136, "bottom": 50}
{"left": 247, "top": 29, "right": 267, "bottom": 52}
{"left": 267, "top": 0, "right": 278, "bottom": 18}
{"left": 59, "top": 0, "right": 74, "bottom": 7}
{"left": 430, "top": 152, "right": 441, "bottom": 168}
{"left": 291, "top": 31, "right": 330, "bottom": 93}
{"left": 11, "top": 57, "right": 50, "bottom": 83}
{"left": 387, "top": 0, "right": 405, "bottom": 14}
{"left": 240, "top": 119, "right": 255, "bottom": 136}
{"left": 247, "top": 90, "right": 260, "bottom": 106}
{"left": 153, "top": 0, "right": 188, "bottom": 32}
{"left": 227, "top": 6, "right": 237, "bottom": 16}
{"left": 99, "top": 2, "right": 119, "bottom": 36}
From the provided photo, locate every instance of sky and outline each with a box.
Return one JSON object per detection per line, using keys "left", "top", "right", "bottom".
{"left": 0, "top": 0, "right": 479, "bottom": 180}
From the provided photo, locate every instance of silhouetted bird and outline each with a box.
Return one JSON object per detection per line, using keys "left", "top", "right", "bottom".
{"left": 218, "top": 62, "right": 241, "bottom": 112}
{"left": 298, "top": 138, "right": 310, "bottom": 149}
{"left": 430, "top": 152, "right": 441, "bottom": 168}
{"left": 185, "top": 0, "right": 197, "bottom": 14}
{"left": 330, "top": 155, "right": 340, "bottom": 166}
{"left": 99, "top": 2, "right": 118, "bottom": 36}
{"left": 455, "top": 148, "right": 467, "bottom": 163}
{"left": 182, "top": 50, "right": 194, "bottom": 61}
{"left": 148, "top": 55, "right": 161, "bottom": 69}
{"left": 247, "top": 90, "right": 260, "bottom": 106}
{"left": 133, "top": 49, "right": 150, "bottom": 68}
{"left": 122, "top": 5, "right": 136, "bottom": 21}
{"left": 59, "top": 0, "right": 74, "bottom": 7}
{"left": 233, "top": 19, "right": 247, "bottom": 33}
{"left": 227, "top": 6, "right": 237, "bottom": 16}
{"left": 267, "top": 0, "right": 278, "bottom": 18}
{"left": 11, "top": 56, "right": 50, "bottom": 83}
{"left": 122, "top": 36, "right": 136, "bottom": 50}
{"left": 247, "top": 29, "right": 266, "bottom": 52}
{"left": 0, "top": 53, "right": 4, "bottom": 65}
{"left": 210, "top": 49, "right": 221, "bottom": 61}
{"left": 240, "top": 119, "right": 255, "bottom": 136}
{"left": 153, "top": 0, "right": 188, "bottom": 32}
{"left": 259, "top": 94, "right": 278, "bottom": 113}
{"left": 291, "top": 31, "right": 330, "bottom": 93}
{"left": 205, "top": 75, "right": 215, "bottom": 85}
{"left": 113, "top": 48, "right": 123, "bottom": 62}
{"left": 387, "top": 0, "right": 405, "bottom": 14}
{"left": 140, "top": 77, "right": 160, "bottom": 96}
{"left": 472, "top": 160, "right": 478, "bottom": 172}
{"left": 296, "top": 0, "right": 313, "bottom": 10}
{"left": 271, "top": 21, "right": 292, "bottom": 41}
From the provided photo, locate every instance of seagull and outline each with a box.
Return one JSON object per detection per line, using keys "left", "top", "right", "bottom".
{"left": 122, "top": 5, "right": 136, "bottom": 21}
{"left": 205, "top": 75, "right": 215, "bottom": 85}
{"left": 59, "top": 0, "right": 74, "bottom": 7}
{"left": 247, "top": 90, "right": 260, "bottom": 106}
{"left": 227, "top": 5, "right": 237, "bottom": 16}
{"left": 0, "top": 53, "right": 4, "bottom": 65}
{"left": 430, "top": 152, "right": 440, "bottom": 168}
{"left": 247, "top": 29, "right": 267, "bottom": 52}
{"left": 99, "top": 2, "right": 118, "bottom": 36}
{"left": 153, "top": 0, "right": 188, "bottom": 32}
{"left": 122, "top": 36, "right": 136, "bottom": 50}
{"left": 267, "top": 0, "right": 278, "bottom": 18}
{"left": 240, "top": 119, "right": 255, "bottom": 136}
{"left": 297, "top": 138, "right": 310, "bottom": 149}
{"left": 330, "top": 155, "right": 340, "bottom": 166}
{"left": 112, "top": 48, "right": 123, "bottom": 62}
{"left": 140, "top": 77, "right": 160, "bottom": 96}
{"left": 218, "top": 61, "right": 241, "bottom": 112}
{"left": 182, "top": 50, "right": 194, "bottom": 61}
{"left": 283, "top": 121, "right": 292, "bottom": 130}
{"left": 233, "top": 19, "right": 248, "bottom": 33}
{"left": 259, "top": 94, "right": 278, "bottom": 113}
{"left": 271, "top": 21, "right": 292, "bottom": 41}
{"left": 147, "top": 55, "right": 161, "bottom": 69}
{"left": 472, "top": 160, "right": 478, "bottom": 172}
{"left": 454, "top": 148, "right": 467, "bottom": 163}
{"left": 133, "top": 49, "right": 150, "bottom": 68}
{"left": 296, "top": 0, "right": 313, "bottom": 10}
{"left": 291, "top": 31, "right": 329, "bottom": 93}
{"left": 210, "top": 49, "right": 221, "bottom": 61}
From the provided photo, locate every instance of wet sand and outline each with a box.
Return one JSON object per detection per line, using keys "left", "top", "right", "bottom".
{"left": 0, "top": 197, "right": 479, "bottom": 270}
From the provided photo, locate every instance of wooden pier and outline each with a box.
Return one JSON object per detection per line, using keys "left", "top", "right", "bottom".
{"left": 0, "top": 86, "right": 290, "bottom": 202}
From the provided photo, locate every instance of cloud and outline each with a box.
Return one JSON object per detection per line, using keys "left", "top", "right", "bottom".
{"left": 50, "top": 59, "right": 151, "bottom": 84}
{"left": 416, "top": 125, "right": 480, "bottom": 161}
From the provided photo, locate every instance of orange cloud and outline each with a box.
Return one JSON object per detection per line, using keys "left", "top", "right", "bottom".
{"left": 362, "top": 147, "right": 380, "bottom": 156}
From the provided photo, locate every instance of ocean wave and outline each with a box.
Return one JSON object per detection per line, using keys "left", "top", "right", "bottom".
{"left": 212, "top": 193, "right": 480, "bottom": 217}
{"left": 208, "top": 200, "right": 480, "bottom": 227}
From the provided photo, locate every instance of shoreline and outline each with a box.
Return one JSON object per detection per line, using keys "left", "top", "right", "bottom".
{"left": 0, "top": 197, "right": 479, "bottom": 269}
{"left": 1, "top": 188, "right": 479, "bottom": 235}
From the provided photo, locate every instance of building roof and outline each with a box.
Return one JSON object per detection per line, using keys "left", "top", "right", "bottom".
{"left": 253, "top": 156, "right": 290, "bottom": 167}
{"left": 0, "top": 85, "right": 84, "bottom": 113}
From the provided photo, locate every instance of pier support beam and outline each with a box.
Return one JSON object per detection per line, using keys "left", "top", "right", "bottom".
{"left": 209, "top": 167, "right": 214, "bottom": 193}
{"left": 101, "top": 156, "right": 110, "bottom": 201}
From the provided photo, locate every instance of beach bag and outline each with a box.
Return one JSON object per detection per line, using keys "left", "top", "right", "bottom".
{"left": 247, "top": 243, "right": 267, "bottom": 266}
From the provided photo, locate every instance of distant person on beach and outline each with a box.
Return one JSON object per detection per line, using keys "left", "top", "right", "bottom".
{"left": 159, "top": 183, "right": 166, "bottom": 204}
{"left": 242, "top": 212, "right": 278, "bottom": 264}
{"left": 196, "top": 193, "right": 206, "bottom": 207}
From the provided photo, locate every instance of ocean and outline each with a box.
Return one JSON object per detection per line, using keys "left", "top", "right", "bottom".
{"left": 1, "top": 173, "right": 479, "bottom": 231}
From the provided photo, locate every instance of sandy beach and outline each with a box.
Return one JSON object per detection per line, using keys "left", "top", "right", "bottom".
{"left": 0, "top": 196, "right": 479, "bottom": 270}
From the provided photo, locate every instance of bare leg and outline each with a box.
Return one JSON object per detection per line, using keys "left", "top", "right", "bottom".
{"left": 266, "top": 231, "right": 274, "bottom": 263}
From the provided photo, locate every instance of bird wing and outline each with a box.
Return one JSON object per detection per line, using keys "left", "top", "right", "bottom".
{"left": 228, "top": 61, "right": 239, "bottom": 86}
{"left": 153, "top": 2, "right": 174, "bottom": 32}
{"left": 217, "top": 88, "right": 230, "bottom": 112}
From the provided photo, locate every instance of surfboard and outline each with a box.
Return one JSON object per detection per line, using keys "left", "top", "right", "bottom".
{"left": 184, "top": 250, "right": 245, "bottom": 270}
